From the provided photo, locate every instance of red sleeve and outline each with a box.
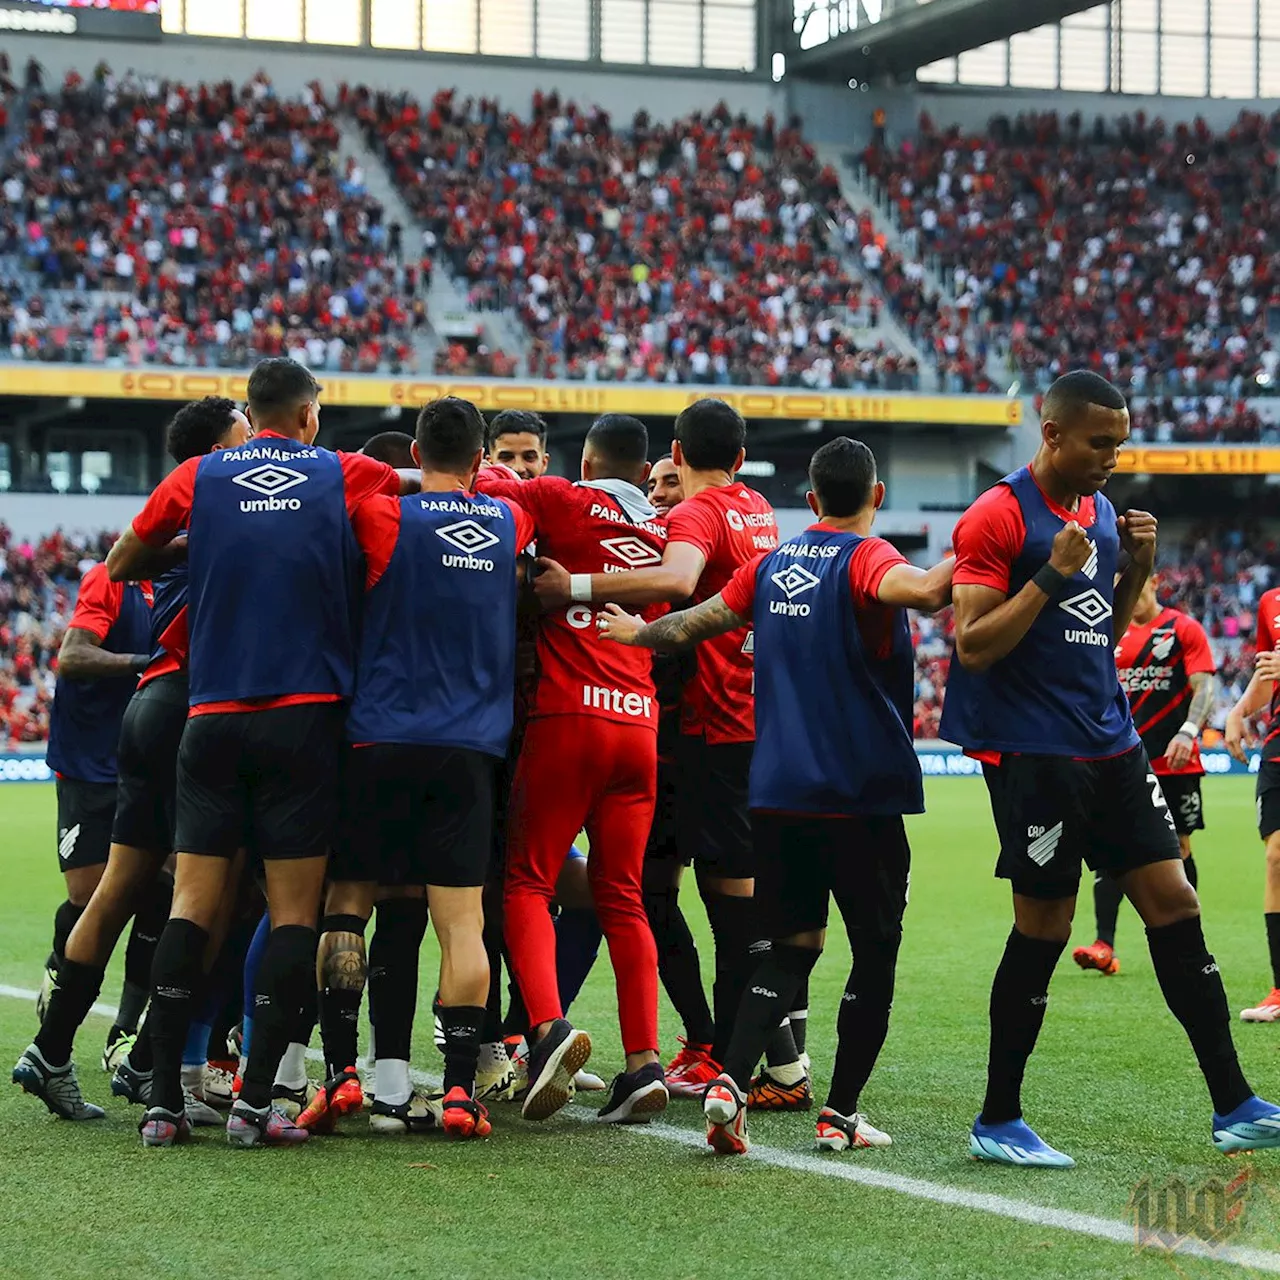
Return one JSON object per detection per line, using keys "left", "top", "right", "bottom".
{"left": 719, "top": 556, "right": 760, "bottom": 621}
{"left": 1175, "top": 614, "right": 1215, "bottom": 676}
{"left": 665, "top": 497, "right": 721, "bottom": 560}
{"left": 350, "top": 495, "right": 402, "bottom": 590}
{"left": 69, "top": 564, "right": 124, "bottom": 641}
{"left": 339, "top": 451, "right": 400, "bottom": 517}
{"left": 502, "top": 499, "right": 536, "bottom": 554}
{"left": 474, "top": 472, "right": 574, "bottom": 536}
{"left": 1258, "top": 596, "right": 1278, "bottom": 653}
{"left": 848, "top": 537, "right": 910, "bottom": 608}
{"left": 951, "top": 486, "right": 1025, "bottom": 594}
{"left": 131, "top": 456, "right": 199, "bottom": 546}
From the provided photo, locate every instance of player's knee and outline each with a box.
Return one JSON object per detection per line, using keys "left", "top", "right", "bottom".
{"left": 1265, "top": 836, "right": 1280, "bottom": 885}
{"left": 643, "top": 884, "right": 678, "bottom": 933}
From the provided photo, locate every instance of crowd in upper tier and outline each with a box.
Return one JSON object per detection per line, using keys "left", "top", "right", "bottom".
{"left": 861, "top": 108, "right": 1280, "bottom": 401}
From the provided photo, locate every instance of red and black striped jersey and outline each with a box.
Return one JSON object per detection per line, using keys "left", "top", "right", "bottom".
{"left": 1115, "top": 606, "right": 1215, "bottom": 775}
{"left": 1256, "top": 587, "right": 1280, "bottom": 760}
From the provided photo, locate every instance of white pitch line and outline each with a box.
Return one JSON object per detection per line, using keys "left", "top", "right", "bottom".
{"left": 3, "top": 983, "right": 1278, "bottom": 1272}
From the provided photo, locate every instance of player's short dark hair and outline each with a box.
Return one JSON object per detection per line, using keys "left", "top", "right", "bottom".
{"left": 360, "top": 430, "right": 415, "bottom": 469}
{"left": 809, "top": 437, "right": 878, "bottom": 518}
{"left": 246, "top": 357, "right": 320, "bottom": 418}
{"left": 488, "top": 409, "right": 548, "bottom": 450}
{"left": 674, "top": 398, "right": 746, "bottom": 471}
{"left": 165, "top": 397, "right": 239, "bottom": 464}
{"left": 416, "top": 397, "right": 487, "bottom": 472}
{"left": 585, "top": 414, "right": 649, "bottom": 468}
{"left": 1042, "top": 370, "right": 1127, "bottom": 427}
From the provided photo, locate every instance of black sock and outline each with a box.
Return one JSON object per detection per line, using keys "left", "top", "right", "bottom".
{"left": 147, "top": 918, "right": 208, "bottom": 1114}
{"left": 788, "top": 977, "right": 809, "bottom": 1056}
{"left": 318, "top": 913, "right": 367, "bottom": 1076}
{"left": 827, "top": 931, "right": 902, "bottom": 1115}
{"left": 644, "top": 884, "right": 714, "bottom": 1046}
{"left": 206, "top": 908, "right": 258, "bottom": 1060}
{"left": 241, "top": 924, "right": 317, "bottom": 1111}
{"left": 1147, "top": 915, "right": 1252, "bottom": 1115}
{"left": 503, "top": 971, "right": 529, "bottom": 1038}
{"left": 981, "top": 929, "right": 1066, "bottom": 1126}
{"left": 34, "top": 959, "right": 105, "bottom": 1065}
{"left": 722, "top": 943, "right": 820, "bottom": 1090}
{"left": 1093, "top": 874, "right": 1123, "bottom": 949}
{"left": 555, "top": 908, "right": 602, "bottom": 1014}
{"left": 368, "top": 898, "right": 427, "bottom": 1062}
{"left": 440, "top": 1004, "right": 485, "bottom": 1094}
{"left": 127, "top": 1006, "right": 154, "bottom": 1073}
{"left": 1266, "top": 914, "right": 1280, "bottom": 990}
{"left": 50, "top": 900, "right": 84, "bottom": 973}
{"left": 702, "top": 891, "right": 760, "bottom": 1066}
{"left": 762, "top": 951, "right": 801, "bottom": 1068}
{"left": 1184, "top": 856, "right": 1198, "bottom": 891}
{"left": 481, "top": 885, "right": 505, "bottom": 1043}
{"left": 118, "top": 872, "right": 172, "bottom": 1035}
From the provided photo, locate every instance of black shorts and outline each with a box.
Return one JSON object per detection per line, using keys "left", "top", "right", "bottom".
{"left": 332, "top": 743, "right": 494, "bottom": 888}
{"left": 644, "top": 759, "right": 684, "bottom": 864}
{"left": 1157, "top": 772, "right": 1205, "bottom": 837}
{"left": 983, "top": 745, "right": 1181, "bottom": 900}
{"left": 675, "top": 737, "right": 753, "bottom": 879}
{"left": 1258, "top": 759, "right": 1280, "bottom": 840}
{"left": 174, "top": 702, "right": 343, "bottom": 861}
{"left": 752, "top": 811, "right": 911, "bottom": 940}
{"left": 55, "top": 775, "right": 116, "bottom": 872}
{"left": 112, "top": 672, "right": 189, "bottom": 853}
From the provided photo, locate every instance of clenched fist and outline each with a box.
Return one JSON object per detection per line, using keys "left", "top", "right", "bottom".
{"left": 1117, "top": 509, "right": 1158, "bottom": 570}
{"left": 1049, "top": 521, "right": 1093, "bottom": 577}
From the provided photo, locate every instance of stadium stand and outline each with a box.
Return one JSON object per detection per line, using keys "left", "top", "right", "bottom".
{"left": 350, "top": 85, "right": 920, "bottom": 388}
{"left": 0, "top": 71, "right": 425, "bottom": 372}
{"left": 860, "top": 109, "right": 1280, "bottom": 399}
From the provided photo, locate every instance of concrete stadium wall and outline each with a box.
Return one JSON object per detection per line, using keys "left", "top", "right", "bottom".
{"left": 3, "top": 34, "right": 782, "bottom": 120}
{"left": 788, "top": 80, "right": 1278, "bottom": 149}
{"left": 1, "top": 493, "right": 143, "bottom": 542}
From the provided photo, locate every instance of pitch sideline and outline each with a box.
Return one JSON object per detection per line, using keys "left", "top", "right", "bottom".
{"left": 2, "top": 982, "right": 1276, "bottom": 1273}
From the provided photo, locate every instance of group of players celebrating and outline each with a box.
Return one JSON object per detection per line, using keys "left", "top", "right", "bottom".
{"left": 14, "top": 360, "right": 1280, "bottom": 1166}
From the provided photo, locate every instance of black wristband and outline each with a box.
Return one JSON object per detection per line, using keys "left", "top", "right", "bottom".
{"left": 1032, "top": 563, "right": 1069, "bottom": 596}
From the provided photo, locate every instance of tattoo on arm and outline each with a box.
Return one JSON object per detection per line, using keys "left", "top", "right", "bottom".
{"left": 637, "top": 596, "right": 746, "bottom": 652}
{"left": 1186, "top": 671, "right": 1217, "bottom": 732}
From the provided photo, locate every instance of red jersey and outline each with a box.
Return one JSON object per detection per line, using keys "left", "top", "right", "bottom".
{"left": 69, "top": 565, "right": 154, "bottom": 638}
{"left": 1115, "top": 606, "right": 1215, "bottom": 776}
{"left": 130, "top": 430, "right": 399, "bottom": 715}
{"left": 476, "top": 473, "right": 668, "bottom": 730}
{"left": 1257, "top": 587, "right": 1280, "bottom": 758}
{"left": 666, "top": 483, "right": 778, "bottom": 744}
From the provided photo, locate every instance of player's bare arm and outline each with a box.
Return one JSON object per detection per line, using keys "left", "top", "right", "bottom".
{"left": 1226, "top": 669, "right": 1274, "bottom": 762}
{"left": 1165, "top": 670, "right": 1218, "bottom": 770}
{"left": 106, "top": 527, "right": 188, "bottom": 583}
{"left": 953, "top": 522, "right": 1092, "bottom": 672}
{"left": 877, "top": 556, "right": 955, "bottom": 614}
{"left": 597, "top": 595, "right": 744, "bottom": 651}
{"left": 1112, "top": 509, "right": 1158, "bottom": 636}
{"left": 535, "top": 542, "right": 707, "bottom": 609}
{"left": 56, "top": 626, "right": 149, "bottom": 680}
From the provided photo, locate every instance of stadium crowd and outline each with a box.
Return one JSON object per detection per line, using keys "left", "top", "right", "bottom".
{"left": 0, "top": 523, "right": 114, "bottom": 748}
{"left": 861, "top": 108, "right": 1280, "bottom": 399}
{"left": 0, "top": 70, "right": 425, "bottom": 373}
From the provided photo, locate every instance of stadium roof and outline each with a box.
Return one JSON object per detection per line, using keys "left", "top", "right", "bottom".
{"left": 784, "top": 0, "right": 1104, "bottom": 82}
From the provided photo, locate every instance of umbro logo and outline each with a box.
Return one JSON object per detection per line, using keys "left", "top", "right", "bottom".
{"left": 232, "top": 464, "right": 309, "bottom": 498}
{"left": 1026, "top": 821, "right": 1063, "bottom": 867}
{"left": 233, "top": 464, "right": 308, "bottom": 511}
{"left": 601, "top": 536, "right": 662, "bottom": 568}
{"left": 1060, "top": 588, "right": 1113, "bottom": 631}
{"left": 1081, "top": 540, "right": 1099, "bottom": 580}
{"left": 437, "top": 520, "right": 501, "bottom": 555}
{"left": 771, "top": 564, "right": 820, "bottom": 600}
{"left": 1151, "top": 630, "right": 1176, "bottom": 661}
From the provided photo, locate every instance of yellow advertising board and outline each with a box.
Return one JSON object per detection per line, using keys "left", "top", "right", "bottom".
{"left": 1116, "top": 448, "right": 1280, "bottom": 475}
{"left": 0, "top": 366, "right": 1022, "bottom": 427}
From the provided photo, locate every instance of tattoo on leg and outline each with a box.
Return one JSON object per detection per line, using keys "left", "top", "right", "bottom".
{"left": 321, "top": 933, "right": 367, "bottom": 993}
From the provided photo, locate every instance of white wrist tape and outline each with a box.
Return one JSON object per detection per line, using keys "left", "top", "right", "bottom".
{"left": 1178, "top": 720, "right": 1200, "bottom": 740}
{"left": 570, "top": 574, "right": 592, "bottom": 603}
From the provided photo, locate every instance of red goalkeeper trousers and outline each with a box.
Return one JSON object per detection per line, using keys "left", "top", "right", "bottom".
{"left": 504, "top": 715, "right": 659, "bottom": 1055}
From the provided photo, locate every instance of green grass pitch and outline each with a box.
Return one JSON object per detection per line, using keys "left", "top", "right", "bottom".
{"left": 4, "top": 778, "right": 1280, "bottom": 1279}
